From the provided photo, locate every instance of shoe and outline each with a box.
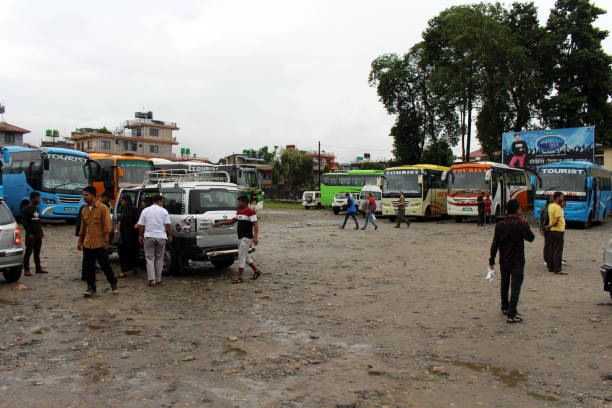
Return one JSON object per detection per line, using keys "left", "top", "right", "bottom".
{"left": 111, "top": 283, "right": 119, "bottom": 295}
{"left": 360, "top": 228, "right": 365, "bottom": 231}
{"left": 339, "top": 226, "right": 345, "bottom": 229}
{"left": 36, "top": 269, "right": 49, "bottom": 274}
{"left": 543, "top": 261, "right": 547, "bottom": 266}
{"left": 24, "top": 270, "right": 32, "bottom": 277}
{"left": 83, "top": 290, "right": 96, "bottom": 297}
{"left": 562, "top": 260, "right": 568, "bottom": 265}
{"left": 375, "top": 227, "right": 379, "bottom": 230}
{"left": 394, "top": 225, "right": 400, "bottom": 228}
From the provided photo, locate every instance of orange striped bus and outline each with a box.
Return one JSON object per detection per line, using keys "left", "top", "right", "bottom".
{"left": 89, "top": 153, "right": 154, "bottom": 204}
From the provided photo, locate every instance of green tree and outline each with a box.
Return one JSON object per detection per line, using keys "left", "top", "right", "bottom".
{"left": 420, "top": 141, "right": 455, "bottom": 167}
{"left": 542, "top": 0, "right": 612, "bottom": 143}
{"left": 250, "top": 146, "right": 277, "bottom": 164}
{"left": 272, "top": 149, "right": 313, "bottom": 190}
{"left": 98, "top": 126, "right": 112, "bottom": 134}
{"left": 359, "top": 161, "right": 387, "bottom": 170}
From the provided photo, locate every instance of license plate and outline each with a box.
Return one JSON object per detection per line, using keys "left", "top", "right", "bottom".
{"left": 462, "top": 208, "right": 472, "bottom": 212}
{"left": 64, "top": 207, "right": 77, "bottom": 212}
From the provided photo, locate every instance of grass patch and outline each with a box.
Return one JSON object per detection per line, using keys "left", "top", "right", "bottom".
{"left": 263, "top": 201, "right": 306, "bottom": 210}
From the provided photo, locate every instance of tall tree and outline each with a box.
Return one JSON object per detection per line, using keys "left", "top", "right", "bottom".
{"left": 542, "top": 0, "right": 612, "bottom": 143}
{"left": 420, "top": 140, "right": 455, "bottom": 166}
{"left": 272, "top": 149, "right": 313, "bottom": 191}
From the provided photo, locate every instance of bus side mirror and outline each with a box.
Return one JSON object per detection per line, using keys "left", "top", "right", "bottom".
{"left": 85, "top": 159, "right": 100, "bottom": 180}
{"left": 441, "top": 171, "right": 448, "bottom": 181}
{"left": 587, "top": 177, "right": 593, "bottom": 190}
{"left": 530, "top": 175, "right": 536, "bottom": 187}
{"left": 485, "top": 170, "right": 492, "bottom": 182}
{"left": 376, "top": 177, "right": 383, "bottom": 188}
{"left": 118, "top": 167, "right": 125, "bottom": 179}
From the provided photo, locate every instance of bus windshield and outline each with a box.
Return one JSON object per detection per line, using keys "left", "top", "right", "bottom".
{"left": 42, "top": 154, "right": 89, "bottom": 193}
{"left": 384, "top": 171, "right": 421, "bottom": 198}
{"left": 240, "top": 168, "right": 260, "bottom": 189}
{"left": 119, "top": 160, "right": 153, "bottom": 187}
{"left": 537, "top": 167, "right": 587, "bottom": 200}
{"left": 450, "top": 169, "right": 488, "bottom": 192}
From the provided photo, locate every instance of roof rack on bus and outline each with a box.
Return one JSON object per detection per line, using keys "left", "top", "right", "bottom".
{"left": 143, "top": 169, "right": 231, "bottom": 186}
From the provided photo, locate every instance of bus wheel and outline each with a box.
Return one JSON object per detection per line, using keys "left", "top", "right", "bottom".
{"left": 455, "top": 216, "right": 463, "bottom": 223}
{"left": 317, "top": 203, "right": 322, "bottom": 209}
{"left": 582, "top": 213, "right": 592, "bottom": 229}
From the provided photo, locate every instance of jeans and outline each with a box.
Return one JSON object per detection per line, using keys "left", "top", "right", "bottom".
{"left": 23, "top": 233, "right": 43, "bottom": 272}
{"left": 342, "top": 212, "right": 359, "bottom": 228}
{"left": 144, "top": 237, "right": 166, "bottom": 282}
{"left": 83, "top": 247, "right": 117, "bottom": 292}
{"left": 362, "top": 211, "right": 378, "bottom": 230}
{"left": 548, "top": 231, "right": 564, "bottom": 272}
{"left": 500, "top": 265, "right": 524, "bottom": 318}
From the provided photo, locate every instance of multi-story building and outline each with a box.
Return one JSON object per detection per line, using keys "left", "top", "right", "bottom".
{"left": 0, "top": 121, "right": 29, "bottom": 146}
{"left": 70, "top": 111, "right": 179, "bottom": 159}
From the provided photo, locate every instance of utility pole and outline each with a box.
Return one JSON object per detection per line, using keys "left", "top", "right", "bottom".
{"left": 318, "top": 141, "right": 321, "bottom": 189}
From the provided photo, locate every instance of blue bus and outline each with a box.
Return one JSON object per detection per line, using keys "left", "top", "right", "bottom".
{"left": 0, "top": 147, "right": 9, "bottom": 199}
{"left": 531, "top": 161, "right": 612, "bottom": 228}
{"left": 2, "top": 146, "right": 90, "bottom": 220}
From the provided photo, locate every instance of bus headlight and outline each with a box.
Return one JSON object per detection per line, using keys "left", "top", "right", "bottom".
{"left": 42, "top": 198, "right": 56, "bottom": 204}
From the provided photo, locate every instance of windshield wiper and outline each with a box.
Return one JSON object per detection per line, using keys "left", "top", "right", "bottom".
{"left": 52, "top": 183, "right": 77, "bottom": 189}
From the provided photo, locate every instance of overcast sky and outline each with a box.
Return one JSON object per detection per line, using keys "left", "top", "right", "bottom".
{"left": 1, "top": 0, "right": 610, "bottom": 162}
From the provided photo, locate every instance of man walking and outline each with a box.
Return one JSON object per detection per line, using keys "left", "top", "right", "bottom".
{"left": 138, "top": 195, "right": 172, "bottom": 287}
{"left": 394, "top": 191, "right": 410, "bottom": 228}
{"left": 340, "top": 192, "right": 359, "bottom": 230}
{"left": 361, "top": 192, "right": 379, "bottom": 231}
{"left": 22, "top": 192, "right": 48, "bottom": 276}
{"left": 214, "top": 195, "right": 260, "bottom": 284}
{"left": 78, "top": 186, "right": 118, "bottom": 297}
{"left": 545, "top": 192, "right": 566, "bottom": 275}
{"left": 489, "top": 199, "right": 535, "bottom": 323}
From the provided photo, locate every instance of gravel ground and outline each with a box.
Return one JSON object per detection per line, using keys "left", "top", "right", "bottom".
{"left": 0, "top": 208, "right": 610, "bottom": 408}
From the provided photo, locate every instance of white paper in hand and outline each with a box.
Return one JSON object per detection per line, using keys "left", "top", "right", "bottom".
{"left": 486, "top": 265, "right": 495, "bottom": 282}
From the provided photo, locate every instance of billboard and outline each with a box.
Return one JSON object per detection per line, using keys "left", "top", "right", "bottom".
{"left": 502, "top": 126, "right": 594, "bottom": 169}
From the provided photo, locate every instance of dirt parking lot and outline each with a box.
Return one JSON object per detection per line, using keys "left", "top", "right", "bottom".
{"left": 0, "top": 208, "right": 610, "bottom": 407}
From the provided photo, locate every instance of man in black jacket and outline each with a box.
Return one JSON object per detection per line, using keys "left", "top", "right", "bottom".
{"left": 22, "top": 192, "right": 48, "bottom": 276}
{"left": 509, "top": 134, "right": 528, "bottom": 168}
{"left": 489, "top": 199, "right": 535, "bottom": 323}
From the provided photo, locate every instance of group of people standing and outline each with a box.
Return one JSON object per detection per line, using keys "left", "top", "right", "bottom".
{"left": 489, "top": 191, "right": 567, "bottom": 324}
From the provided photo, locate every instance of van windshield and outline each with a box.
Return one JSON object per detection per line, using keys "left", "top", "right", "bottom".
{"left": 189, "top": 189, "right": 238, "bottom": 214}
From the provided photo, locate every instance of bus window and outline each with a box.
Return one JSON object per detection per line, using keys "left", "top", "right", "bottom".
{"left": 351, "top": 176, "right": 364, "bottom": 186}
{"left": 322, "top": 175, "right": 338, "bottom": 186}
{"left": 338, "top": 175, "right": 351, "bottom": 186}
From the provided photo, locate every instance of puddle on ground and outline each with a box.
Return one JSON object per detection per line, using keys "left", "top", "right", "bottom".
{"left": 125, "top": 330, "right": 141, "bottom": 336}
{"left": 87, "top": 324, "right": 104, "bottom": 330}
{"left": 0, "top": 298, "right": 20, "bottom": 306}
{"left": 82, "top": 363, "right": 109, "bottom": 383}
{"left": 429, "top": 355, "right": 527, "bottom": 388}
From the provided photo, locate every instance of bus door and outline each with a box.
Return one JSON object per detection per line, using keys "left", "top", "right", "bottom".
{"left": 592, "top": 178, "right": 600, "bottom": 219}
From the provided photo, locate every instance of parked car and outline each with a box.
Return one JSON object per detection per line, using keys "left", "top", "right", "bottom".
{"left": 332, "top": 192, "right": 359, "bottom": 215}
{"left": 115, "top": 170, "right": 252, "bottom": 274}
{"left": 599, "top": 238, "right": 612, "bottom": 300}
{"left": 0, "top": 199, "right": 23, "bottom": 282}
{"left": 358, "top": 185, "right": 382, "bottom": 216}
{"left": 302, "top": 191, "right": 321, "bottom": 209}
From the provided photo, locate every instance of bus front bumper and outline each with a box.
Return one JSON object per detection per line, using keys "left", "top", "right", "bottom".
{"left": 40, "top": 205, "right": 81, "bottom": 219}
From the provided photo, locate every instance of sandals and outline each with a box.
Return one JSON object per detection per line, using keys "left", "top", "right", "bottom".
{"left": 231, "top": 277, "right": 244, "bottom": 284}
{"left": 507, "top": 316, "right": 523, "bottom": 324}
{"left": 251, "top": 270, "right": 261, "bottom": 280}
{"left": 148, "top": 280, "right": 157, "bottom": 287}
{"left": 118, "top": 272, "right": 128, "bottom": 278}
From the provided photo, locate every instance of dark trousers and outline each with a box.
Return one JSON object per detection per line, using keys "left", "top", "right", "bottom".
{"left": 500, "top": 265, "right": 524, "bottom": 318}
{"left": 83, "top": 247, "right": 116, "bottom": 292}
{"left": 342, "top": 212, "right": 359, "bottom": 228}
{"left": 542, "top": 230, "right": 551, "bottom": 264}
{"left": 548, "top": 231, "right": 564, "bottom": 272}
{"left": 23, "top": 234, "right": 43, "bottom": 272}
{"left": 478, "top": 208, "right": 485, "bottom": 225}
{"left": 396, "top": 208, "right": 410, "bottom": 227}
{"left": 118, "top": 238, "right": 139, "bottom": 273}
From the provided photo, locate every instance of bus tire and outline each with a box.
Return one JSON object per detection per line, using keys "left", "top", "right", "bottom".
{"left": 582, "top": 213, "right": 592, "bottom": 229}
{"left": 455, "top": 216, "right": 463, "bottom": 223}
{"left": 3, "top": 266, "right": 22, "bottom": 283}
{"left": 304, "top": 206, "right": 309, "bottom": 210}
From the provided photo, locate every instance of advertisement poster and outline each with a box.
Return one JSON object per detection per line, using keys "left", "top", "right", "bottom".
{"left": 502, "top": 126, "right": 594, "bottom": 169}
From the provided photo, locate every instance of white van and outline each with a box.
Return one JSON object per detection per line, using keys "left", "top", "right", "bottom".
{"left": 302, "top": 191, "right": 321, "bottom": 209}
{"left": 358, "top": 185, "right": 382, "bottom": 215}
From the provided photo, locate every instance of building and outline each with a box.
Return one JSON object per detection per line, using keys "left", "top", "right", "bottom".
{"left": 222, "top": 153, "right": 266, "bottom": 165}
{"left": 70, "top": 111, "right": 179, "bottom": 159}
{"left": 0, "top": 121, "right": 29, "bottom": 146}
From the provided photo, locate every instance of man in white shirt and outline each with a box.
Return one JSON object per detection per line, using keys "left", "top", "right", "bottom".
{"left": 138, "top": 195, "right": 172, "bottom": 286}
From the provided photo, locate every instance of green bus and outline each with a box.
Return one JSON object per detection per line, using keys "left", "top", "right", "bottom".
{"left": 320, "top": 170, "right": 384, "bottom": 206}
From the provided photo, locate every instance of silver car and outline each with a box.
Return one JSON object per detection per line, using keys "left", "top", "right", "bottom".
{"left": 0, "top": 200, "right": 23, "bottom": 282}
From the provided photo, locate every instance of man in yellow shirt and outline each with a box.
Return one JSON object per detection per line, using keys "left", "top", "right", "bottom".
{"left": 545, "top": 192, "right": 566, "bottom": 274}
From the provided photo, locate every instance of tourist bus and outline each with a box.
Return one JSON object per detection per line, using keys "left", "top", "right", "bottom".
{"left": 217, "top": 164, "right": 263, "bottom": 208}
{"left": 320, "top": 170, "right": 384, "bottom": 206}
{"left": 380, "top": 165, "right": 449, "bottom": 220}
{"left": 1, "top": 146, "right": 90, "bottom": 219}
{"left": 444, "top": 162, "right": 529, "bottom": 221}
{"left": 152, "top": 158, "right": 216, "bottom": 172}
{"left": 532, "top": 161, "right": 612, "bottom": 229}
{"left": 0, "top": 147, "right": 9, "bottom": 199}
{"left": 89, "top": 153, "right": 154, "bottom": 204}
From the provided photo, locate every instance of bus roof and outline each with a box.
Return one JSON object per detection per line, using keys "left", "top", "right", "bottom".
{"left": 347, "top": 169, "right": 384, "bottom": 175}
{"left": 385, "top": 164, "right": 450, "bottom": 172}
{"left": 4, "top": 146, "right": 89, "bottom": 158}
{"left": 449, "top": 161, "right": 517, "bottom": 171}
{"left": 539, "top": 161, "right": 606, "bottom": 170}
{"left": 89, "top": 153, "right": 152, "bottom": 162}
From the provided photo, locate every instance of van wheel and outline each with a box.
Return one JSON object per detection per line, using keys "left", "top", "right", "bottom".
{"left": 162, "top": 246, "right": 179, "bottom": 276}
{"left": 3, "top": 266, "right": 22, "bottom": 282}
{"left": 332, "top": 208, "right": 339, "bottom": 215}
{"left": 211, "top": 258, "right": 234, "bottom": 269}
{"left": 317, "top": 203, "right": 322, "bottom": 209}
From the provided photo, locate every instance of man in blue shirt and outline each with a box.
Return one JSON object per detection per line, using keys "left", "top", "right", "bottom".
{"left": 339, "top": 193, "right": 359, "bottom": 230}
